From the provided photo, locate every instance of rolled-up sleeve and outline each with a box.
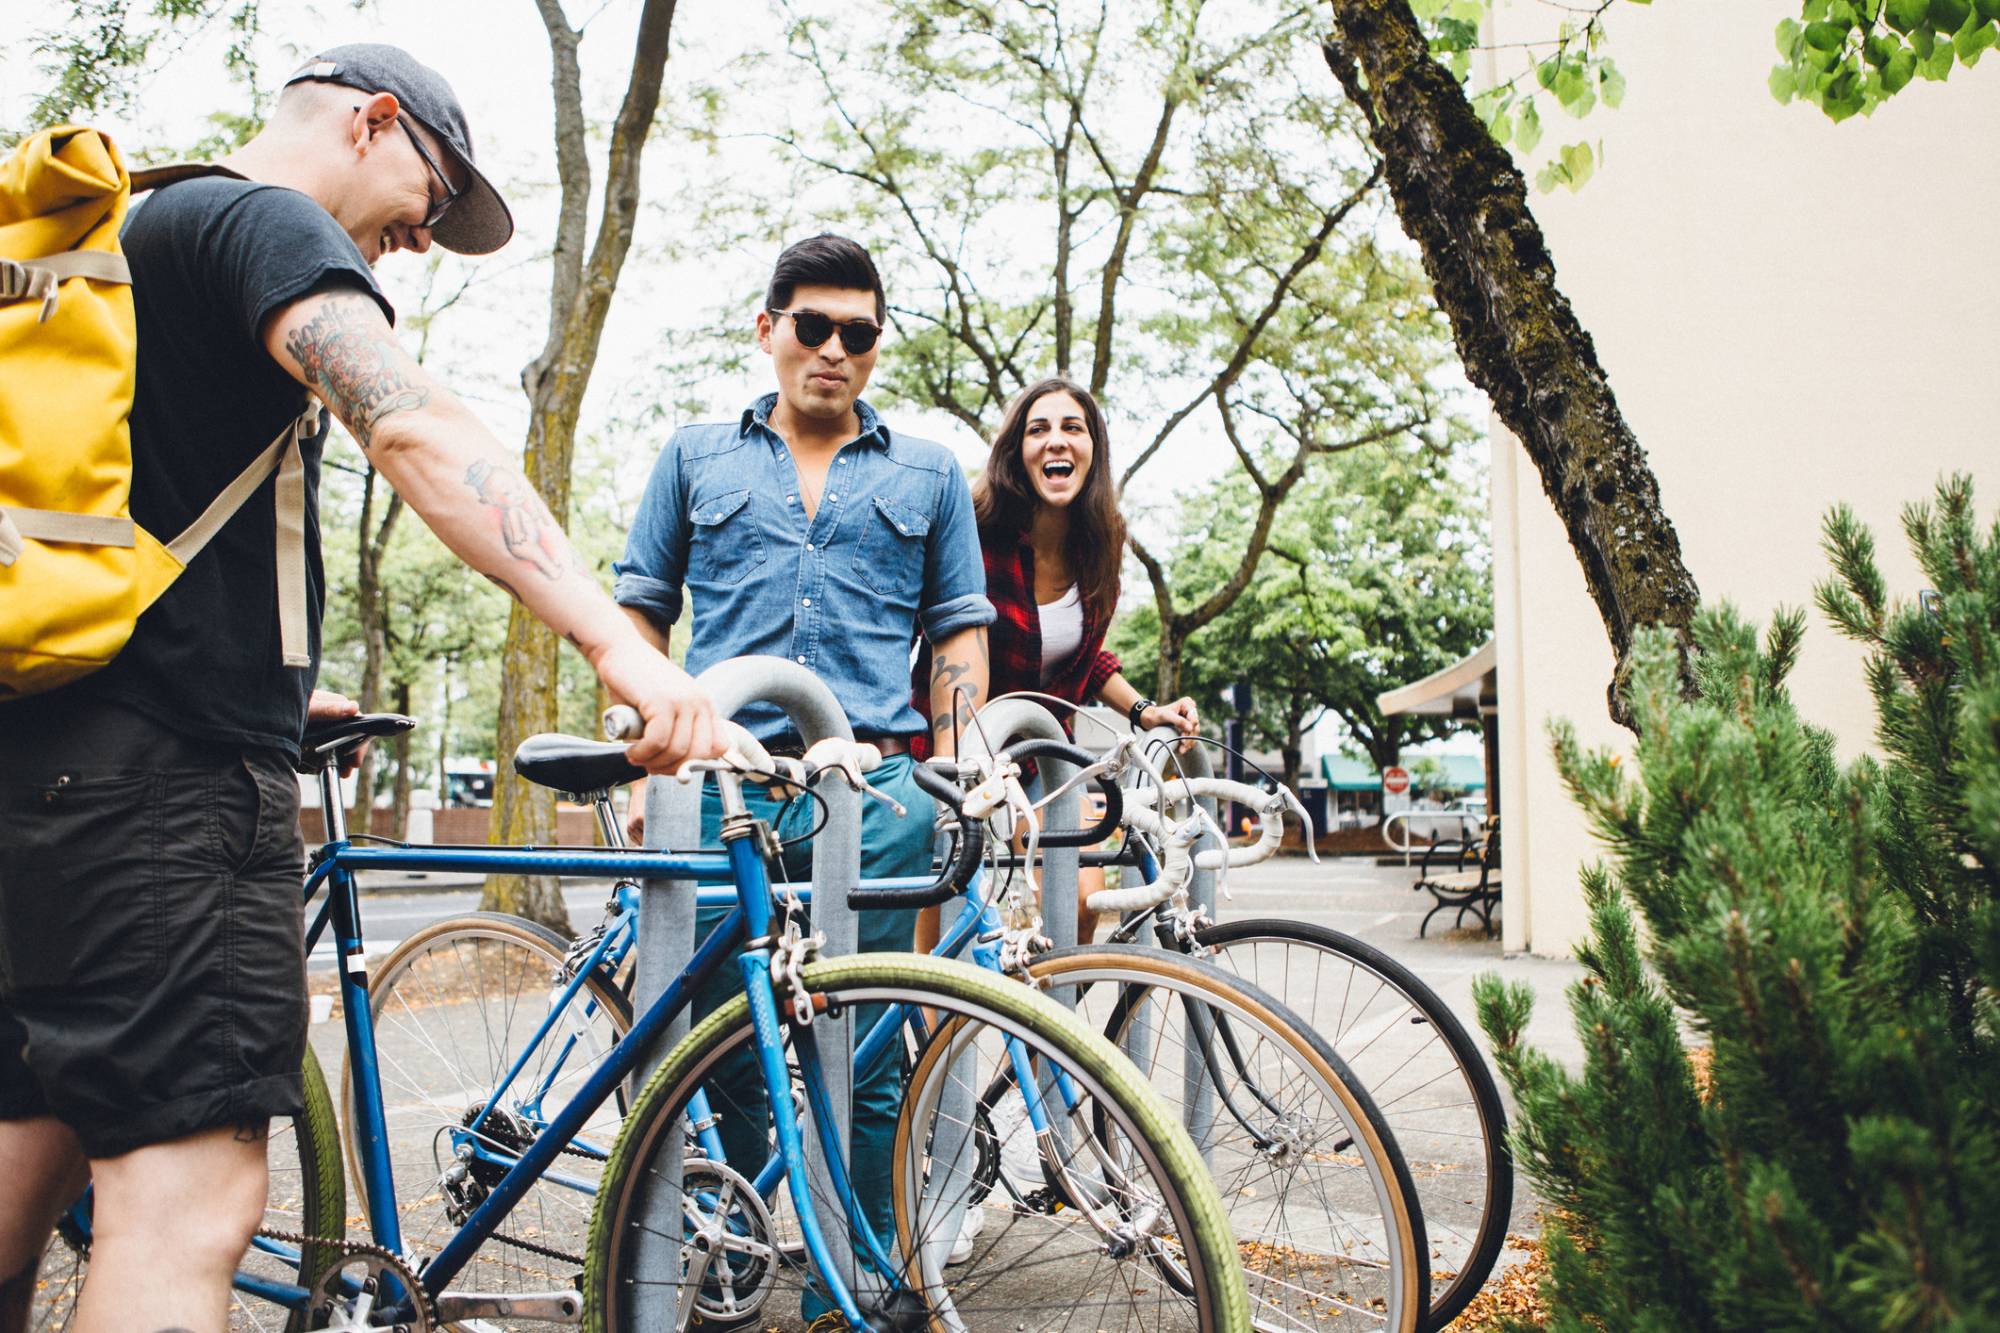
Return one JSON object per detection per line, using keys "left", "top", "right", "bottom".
{"left": 1085, "top": 649, "right": 1122, "bottom": 700}
{"left": 612, "top": 435, "right": 691, "bottom": 630}
{"left": 920, "top": 463, "right": 996, "bottom": 642}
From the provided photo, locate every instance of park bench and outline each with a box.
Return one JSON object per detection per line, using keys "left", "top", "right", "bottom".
{"left": 1413, "top": 816, "right": 1501, "bottom": 938}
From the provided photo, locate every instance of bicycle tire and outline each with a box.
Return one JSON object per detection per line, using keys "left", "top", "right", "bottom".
{"left": 585, "top": 951, "right": 1250, "bottom": 1333}
{"left": 29, "top": 1046, "right": 345, "bottom": 1333}
{"left": 1016, "top": 945, "right": 1427, "bottom": 1333}
{"left": 1191, "top": 919, "right": 1512, "bottom": 1332}
{"left": 339, "top": 911, "right": 631, "bottom": 1326}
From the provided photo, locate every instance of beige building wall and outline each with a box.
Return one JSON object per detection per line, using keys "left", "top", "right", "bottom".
{"left": 1482, "top": 0, "right": 2000, "bottom": 954}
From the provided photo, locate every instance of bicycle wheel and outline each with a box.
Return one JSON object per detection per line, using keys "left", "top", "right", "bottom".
{"left": 1015, "top": 945, "right": 1426, "bottom": 1333}
{"left": 586, "top": 951, "right": 1249, "bottom": 1333}
{"left": 1191, "top": 920, "right": 1511, "bottom": 1332}
{"left": 341, "top": 911, "right": 630, "bottom": 1324}
{"left": 30, "top": 1047, "right": 345, "bottom": 1333}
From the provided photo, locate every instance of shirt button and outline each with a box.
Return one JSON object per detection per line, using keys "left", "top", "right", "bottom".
{"left": 787, "top": 495, "right": 796, "bottom": 504}
{"left": 836, "top": 457, "right": 846, "bottom": 464}
{"left": 805, "top": 542, "right": 814, "bottom": 551}
{"left": 795, "top": 655, "right": 807, "bottom": 664}
{"left": 828, "top": 493, "right": 838, "bottom": 502}
{"left": 802, "top": 597, "right": 812, "bottom": 606}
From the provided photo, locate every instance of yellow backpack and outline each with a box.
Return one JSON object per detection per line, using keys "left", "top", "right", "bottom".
{"left": 0, "top": 125, "right": 317, "bottom": 699}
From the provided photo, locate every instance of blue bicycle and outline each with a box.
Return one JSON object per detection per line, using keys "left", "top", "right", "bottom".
{"left": 30, "top": 713, "right": 1250, "bottom": 1333}
{"left": 341, "top": 727, "right": 1430, "bottom": 1332}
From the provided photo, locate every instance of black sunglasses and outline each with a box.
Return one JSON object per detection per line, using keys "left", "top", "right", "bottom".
{"left": 769, "top": 308, "right": 883, "bottom": 356}
{"left": 397, "top": 117, "right": 461, "bottom": 229}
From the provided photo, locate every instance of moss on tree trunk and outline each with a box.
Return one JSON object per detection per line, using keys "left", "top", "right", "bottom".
{"left": 1323, "top": 0, "right": 1699, "bottom": 722}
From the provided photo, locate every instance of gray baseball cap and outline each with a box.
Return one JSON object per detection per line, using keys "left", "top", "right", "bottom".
{"left": 285, "top": 43, "right": 514, "bottom": 255}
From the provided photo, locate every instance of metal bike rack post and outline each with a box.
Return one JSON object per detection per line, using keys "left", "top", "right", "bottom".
{"left": 1138, "top": 729, "right": 1221, "bottom": 1150}
{"left": 941, "top": 700, "right": 1085, "bottom": 1258}
{"left": 959, "top": 698, "right": 1083, "bottom": 956}
{"left": 631, "top": 656, "right": 867, "bottom": 1324}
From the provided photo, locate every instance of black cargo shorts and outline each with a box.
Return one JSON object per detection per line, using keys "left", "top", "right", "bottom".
{"left": 0, "top": 700, "right": 307, "bottom": 1158}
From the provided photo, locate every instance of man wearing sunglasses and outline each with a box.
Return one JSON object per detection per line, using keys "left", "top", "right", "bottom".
{"left": 0, "top": 43, "right": 720, "bottom": 1332}
{"left": 614, "top": 234, "right": 992, "bottom": 1329}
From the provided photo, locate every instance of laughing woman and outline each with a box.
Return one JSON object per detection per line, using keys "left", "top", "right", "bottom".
{"left": 913, "top": 377, "right": 1198, "bottom": 944}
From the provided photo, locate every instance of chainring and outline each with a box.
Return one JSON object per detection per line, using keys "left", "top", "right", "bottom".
{"left": 681, "top": 1155, "right": 782, "bottom": 1324}
{"left": 304, "top": 1243, "right": 437, "bottom": 1332}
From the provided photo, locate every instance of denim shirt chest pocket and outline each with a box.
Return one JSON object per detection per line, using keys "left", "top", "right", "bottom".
{"left": 856, "top": 494, "right": 930, "bottom": 602}
{"left": 688, "top": 487, "right": 768, "bottom": 586}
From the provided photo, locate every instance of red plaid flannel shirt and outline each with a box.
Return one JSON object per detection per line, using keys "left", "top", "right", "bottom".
{"left": 910, "top": 536, "right": 1121, "bottom": 759}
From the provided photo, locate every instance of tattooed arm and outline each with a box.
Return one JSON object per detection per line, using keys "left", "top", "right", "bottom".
{"left": 926, "top": 625, "right": 989, "bottom": 761}
{"left": 262, "top": 289, "right": 719, "bottom": 773}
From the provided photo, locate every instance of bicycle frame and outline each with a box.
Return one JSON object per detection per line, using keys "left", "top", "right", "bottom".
{"left": 258, "top": 787, "right": 904, "bottom": 1325}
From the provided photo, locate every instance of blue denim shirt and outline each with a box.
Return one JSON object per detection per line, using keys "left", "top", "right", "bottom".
{"left": 613, "top": 394, "right": 994, "bottom": 741}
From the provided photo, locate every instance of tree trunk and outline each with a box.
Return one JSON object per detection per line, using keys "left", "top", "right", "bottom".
{"left": 1320, "top": 2, "right": 1700, "bottom": 724}
{"left": 484, "top": 0, "right": 680, "bottom": 929}
{"left": 389, "top": 679, "right": 414, "bottom": 839}
{"left": 1281, "top": 717, "right": 1305, "bottom": 795}
{"left": 348, "top": 471, "right": 402, "bottom": 835}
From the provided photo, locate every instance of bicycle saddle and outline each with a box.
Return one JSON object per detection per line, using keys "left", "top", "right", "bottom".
{"left": 513, "top": 733, "right": 644, "bottom": 796}
{"left": 295, "top": 712, "right": 417, "bottom": 774}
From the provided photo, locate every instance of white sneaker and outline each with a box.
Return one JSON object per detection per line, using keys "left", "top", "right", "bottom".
{"left": 988, "top": 1087, "right": 1041, "bottom": 1189}
{"left": 945, "top": 1204, "right": 985, "bottom": 1265}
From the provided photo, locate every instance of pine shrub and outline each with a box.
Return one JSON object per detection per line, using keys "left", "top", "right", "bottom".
{"left": 1474, "top": 477, "right": 2000, "bottom": 1331}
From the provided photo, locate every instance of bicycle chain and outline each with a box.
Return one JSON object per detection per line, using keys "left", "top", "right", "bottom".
{"left": 261, "top": 1223, "right": 586, "bottom": 1308}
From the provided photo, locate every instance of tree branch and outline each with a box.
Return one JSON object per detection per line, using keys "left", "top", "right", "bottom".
{"left": 1319, "top": 9, "right": 1699, "bottom": 724}
{"left": 1121, "top": 162, "right": 1382, "bottom": 490}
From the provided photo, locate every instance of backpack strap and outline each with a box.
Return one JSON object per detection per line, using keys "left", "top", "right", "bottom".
{"left": 0, "top": 250, "right": 133, "bottom": 323}
{"left": 135, "top": 161, "right": 313, "bottom": 668}
{"left": 164, "top": 402, "right": 323, "bottom": 668}
{"left": 129, "top": 161, "right": 247, "bottom": 194}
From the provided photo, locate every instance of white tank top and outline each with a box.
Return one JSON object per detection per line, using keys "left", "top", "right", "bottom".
{"left": 1038, "top": 585, "right": 1084, "bottom": 684}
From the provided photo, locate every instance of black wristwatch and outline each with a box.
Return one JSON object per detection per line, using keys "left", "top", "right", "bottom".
{"left": 1127, "top": 697, "right": 1155, "bottom": 728}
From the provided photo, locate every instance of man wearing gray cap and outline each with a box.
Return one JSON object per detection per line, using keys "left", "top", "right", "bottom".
{"left": 0, "top": 44, "right": 718, "bottom": 1332}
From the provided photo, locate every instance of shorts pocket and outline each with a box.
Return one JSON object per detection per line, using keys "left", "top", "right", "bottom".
{"left": 688, "top": 488, "right": 768, "bottom": 586}
{"left": 0, "top": 771, "right": 164, "bottom": 992}
{"left": 857, "top": 496, "right": 930, "bottom": 602}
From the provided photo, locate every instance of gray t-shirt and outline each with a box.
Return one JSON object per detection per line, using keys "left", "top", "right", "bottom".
{"left": 32, "top": 177, "right": 392, "bottom": 752}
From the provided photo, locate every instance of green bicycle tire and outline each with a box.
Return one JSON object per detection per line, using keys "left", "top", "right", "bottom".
{"left": 584, "top": 951, "right": 1250, "bottom": 1333}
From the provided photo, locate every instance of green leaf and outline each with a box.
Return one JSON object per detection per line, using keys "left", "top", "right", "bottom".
{"left": 1805, "top": 19, "right": 1849, "bottom": 49}
{"left": 1953, "top": 17, "right": 1997, "bottom": 60}
{"left": 1883, "top": 45, "right": 1920, "bottom": 89}
{"left": 1885, "top": 0, "right": 1930, "bottom": 28}
{"left": 1922, "top": 36, "right": 1958, "bottom": 73}
{"left": 1863, "top": 32, "right": 1899, "bottom": 65}
{"left": 1535, "top": 160, "right": 1567, "bottom": 192}
{"left": 1778, "top": 16, "right": 1806, "bottom": 55}
{"left": 1931, "top": 0, "right": 1972, "bottom": 31}
{"left": 1435, "top": 16, "right": 1479, "bottom": 50}
{"left": 1599, "top": 60, "right": 1628, "bottom": 107}
{"left": 1561, "top": 140, "right": 1596, "bottom": 190}
{"left": 1770, "top": 64, "right": 1800, "bottom": 101}
{"left": 1450, "top": 0, "right": 1490, "bottom": 22}
{"left": 1980, "top": 0, "right": 2000, "bottom": 22}
{"left": 1536, "top": 54, "right": 1561, "bottom": 90}
{"left": 1515, "top": 96, "right": 1544, "bottom": 153}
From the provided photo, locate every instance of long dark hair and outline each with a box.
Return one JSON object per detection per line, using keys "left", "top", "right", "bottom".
{"left": 973, "top": 378, "right": 1126, "bottom": 617}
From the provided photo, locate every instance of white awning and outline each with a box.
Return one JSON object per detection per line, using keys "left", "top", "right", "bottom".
{"left": 1376, "top": 639, "right": 1496, "bottom": 718}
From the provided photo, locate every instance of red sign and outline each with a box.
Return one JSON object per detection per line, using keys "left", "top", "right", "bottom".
{"left": 1381, "top": 766, "right": 1411, "bottom": 796}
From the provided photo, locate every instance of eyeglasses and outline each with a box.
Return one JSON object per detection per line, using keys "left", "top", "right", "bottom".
{"left": 768, "top": 308, "right": 883, "bottom": 356}
{"left": 397, "top": 117, "right": 461, "bottom": 229}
